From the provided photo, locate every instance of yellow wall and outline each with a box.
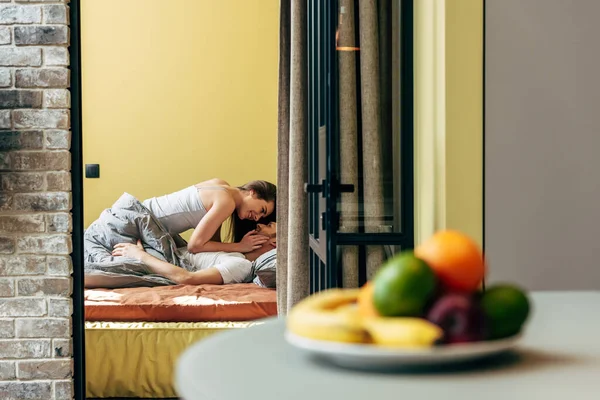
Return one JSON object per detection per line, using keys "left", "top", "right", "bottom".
{"left": 81, "top": 0, "right": 279, "bottom": 228}
{"left": 414, "top": 0, "right": 483, "bottom": 247}
{"left": 414, "top": 0, "right": 446, "bottom": 245}
{"left": 445, "top": 0, "right": 483, "bottom": 247}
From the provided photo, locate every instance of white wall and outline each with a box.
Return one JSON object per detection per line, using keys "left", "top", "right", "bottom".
{"left": 486, "top": 0, "right": 600, "bottom": 290}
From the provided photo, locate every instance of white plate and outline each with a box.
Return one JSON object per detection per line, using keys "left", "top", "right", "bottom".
{"left": 285, "top": 331, "right": 522, "bottom": 369}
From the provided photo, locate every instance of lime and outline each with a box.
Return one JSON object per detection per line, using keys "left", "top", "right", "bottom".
{"left": 372, "top": 251, "right": 437, "bottom": 317}
{"left": 481, "top": 284, "right": 530, "bottom": 339}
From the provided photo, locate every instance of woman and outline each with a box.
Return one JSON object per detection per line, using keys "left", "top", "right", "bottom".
{"left": 142, "top": 179, "right": 276, "bottom": 254}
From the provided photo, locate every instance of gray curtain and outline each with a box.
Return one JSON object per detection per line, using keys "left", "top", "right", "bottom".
{"left": 276, "top": 0, "right": 308, "bottom": 315}
{"left": 359, "top": 0, "right": 386, "bottom": 279}
{"left": 338, "top": 0, "right": 390, "bottom": 285}
{"left": 338, "top": 0, "right": 360, "bottom": 288}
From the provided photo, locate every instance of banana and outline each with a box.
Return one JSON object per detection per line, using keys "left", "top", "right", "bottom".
{"left": 287, "top": 289, "right": 369, "bottom": 343}
{"left": 362, "top": 317, "right": 443, "bottom": 348}
{"left": 287, "top": 288, "right": 444, "bottom": 348}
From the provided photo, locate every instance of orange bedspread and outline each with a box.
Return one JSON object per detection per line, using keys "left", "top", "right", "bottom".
{"left": 84, "top": 283, "right": 278, "bottom": 322}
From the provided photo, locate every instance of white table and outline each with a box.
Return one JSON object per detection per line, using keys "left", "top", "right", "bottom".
{"left": 176, "top": 292, "right": 600, "bottom": 400}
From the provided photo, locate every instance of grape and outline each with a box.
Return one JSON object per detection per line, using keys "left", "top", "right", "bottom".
{"left": 426, "top": 293, "right": 486, "bottom": 344}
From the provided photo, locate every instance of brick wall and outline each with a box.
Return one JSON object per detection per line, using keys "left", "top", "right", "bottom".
{"left": 0, "top": 0, "right": 73, "bottom": 399}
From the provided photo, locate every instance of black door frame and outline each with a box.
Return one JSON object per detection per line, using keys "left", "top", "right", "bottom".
{"left": 69, "top": 0, "right": 86, "bottom": 399}
{"left": 307, "top": 0, "right": 415, "bottom": 292}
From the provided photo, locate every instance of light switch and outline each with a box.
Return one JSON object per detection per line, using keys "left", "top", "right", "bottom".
{"left": 85, "top": 164, "right": 100, "bottom": 178}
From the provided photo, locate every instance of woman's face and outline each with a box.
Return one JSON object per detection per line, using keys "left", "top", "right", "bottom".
{"left": 237, "top": 191, "right": 275, "bottom": 221}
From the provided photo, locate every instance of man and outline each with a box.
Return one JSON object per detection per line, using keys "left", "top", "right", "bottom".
{"left": 111, "top": 222, "right": 276, "bottom": 285}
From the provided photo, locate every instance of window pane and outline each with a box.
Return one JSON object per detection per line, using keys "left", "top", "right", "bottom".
{"left": 337, "top": 244, "right": 403, "bottom": 287}
{"left": 336, "top": 0, "right": 401, "bottom": 235}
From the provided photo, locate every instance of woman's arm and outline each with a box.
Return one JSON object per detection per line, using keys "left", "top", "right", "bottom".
{"left": 243, "top": 239, "right": 276, "bottom": 262}
{"left": 191, "top": 231, "right": 267, "bottom": 254}
{"left": 186, "top": 196, "right": 238, "bottom": 253}
{"left": 112, "top": 242, "right": 224, "bottom": 285}
{"left": 186, "top": 195, "right": 267, "bottom": 254}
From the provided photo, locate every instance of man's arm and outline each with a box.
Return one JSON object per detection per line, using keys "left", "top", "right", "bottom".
{"left": 138, "top": 252, "right": 224, "bottom": 285}
{"left": 112, "top": 241, "right": 224, "bottom": 285}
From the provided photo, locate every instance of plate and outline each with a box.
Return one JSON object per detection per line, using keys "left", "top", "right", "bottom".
{"left": 285, "top": 331, "right": 522, "bottom": 369}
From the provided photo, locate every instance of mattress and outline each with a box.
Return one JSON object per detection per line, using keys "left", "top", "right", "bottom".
{"left": 85, "top": 283, "right": 278, "bottom": 322}
{"left": 85, "top": 321, "right": 264, "bottom": 398}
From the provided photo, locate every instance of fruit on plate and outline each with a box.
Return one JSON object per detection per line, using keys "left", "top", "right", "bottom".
{"left": 415, "top": 230, "right": 486, "bottom": 292}
{"left": 362, "top": 317, "right": 443, "bottom": 348}
{"left": 426, "top": 293, "right": 486, "bottom": 344}
{"left": 480, "top": 284, "right": 530, "bottom": 339}
{"left": 357, "top": 282, "right": 380, "bottom": 317}
{"left": 287, "top": 230, "right": 531, "bottom": 349}
{"left": 287, "top": 289, "right": 368, "bottom": 343}
{"left": 371, "top": 252, "right": 437, "bottom": 317}
{"left": 287, "top": 289, "right": 442, "bottom": 348}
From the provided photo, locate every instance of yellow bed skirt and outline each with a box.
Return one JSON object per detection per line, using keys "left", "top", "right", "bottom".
{"left": 85, "top": 321, "right": 262, "bottom": 398}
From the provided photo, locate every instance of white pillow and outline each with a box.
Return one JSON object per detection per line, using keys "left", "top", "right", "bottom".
{"left": 252, "top": 249, "right": 277, "bottom": 288}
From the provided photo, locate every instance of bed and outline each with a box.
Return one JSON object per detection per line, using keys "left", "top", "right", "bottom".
{"left": 84, "top": 283, "right": 277, "bottom": 398}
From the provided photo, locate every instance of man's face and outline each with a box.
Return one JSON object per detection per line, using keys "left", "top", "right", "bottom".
{"left": 256, "top": 222, "right": 277, "bottom": 238}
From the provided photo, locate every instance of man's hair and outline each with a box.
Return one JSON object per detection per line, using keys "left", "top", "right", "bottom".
{"left": 256, "top": 223, "right": 277, "bottom": 239}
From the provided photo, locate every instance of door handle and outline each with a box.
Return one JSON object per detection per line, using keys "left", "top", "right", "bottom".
{"left": 304, "top": 180, "right": 327, "bottom": 198}
{"left": 304, "top": 182, "right": 323, "bottom": 193}
{"left": 305, "top": 181, "right": 354, "bottom": 195}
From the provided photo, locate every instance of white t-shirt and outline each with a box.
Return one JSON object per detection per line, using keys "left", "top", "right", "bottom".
{"left": 179, "top": 250, "right": 252, "bottom": 284}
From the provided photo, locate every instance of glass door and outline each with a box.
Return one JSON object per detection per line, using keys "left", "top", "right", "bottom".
{"left": 308, "top": 0, "right": 414, "bottom": 291}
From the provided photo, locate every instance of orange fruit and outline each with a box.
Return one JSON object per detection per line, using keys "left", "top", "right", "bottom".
{"left": 415, "top": 230, "right": 485, "bottom": 292}
{"left": 357, "top": 282, "right": 380, "bottom": 317}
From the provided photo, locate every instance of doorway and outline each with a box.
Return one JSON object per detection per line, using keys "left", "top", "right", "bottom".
{"left": 70, "top": 1, "right": 280, "bottom": 398}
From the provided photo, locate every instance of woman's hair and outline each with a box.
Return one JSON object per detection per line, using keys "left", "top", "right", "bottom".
{"left": 224, "top": 180, "right": 277, "bottom": 243}
{"left": 238, "top": 180, "right": 277, "bottom": 203}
